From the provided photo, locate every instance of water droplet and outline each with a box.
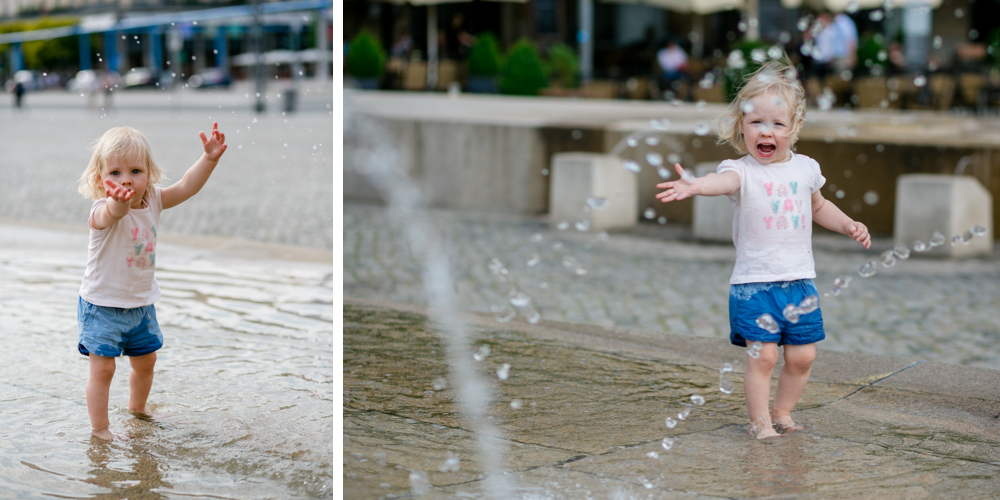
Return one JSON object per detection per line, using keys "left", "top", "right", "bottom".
{"left": 679, "top": 167, "right": 696, "bottom": 183}
{"left": 586, "top": 197, "right": 609, "bottom": 210}
{"left": 531, "top": 233, "right": 543, "bottom": 243}
{"left": 497, "top": 363, "right": 511, "bottom": 380}
{"left": 741, "top": 101, "right": 755, "bottom": 114}
{"left": 667, "top": 153, "right": 682, "bottom": 165}
{"left": 527, "top": 253, "right": 541, "bottom": 267}
{"left": 892, "top": 244, "right": 910, "bottom": 259}
{"left": 913, "top": 75, "right": 927, "bottom": 87}
{"left": 778, "top": 304, "right": 799, "bottom": 324}
{"left": 432, "top": 377, "right": 448, "bottom": 390}
{"left": 488, "top": 258, "right": 505, "bottom": 275}
{"left": 473, "top": 345, "right": 492, "bottom": 361}
{"left": 797, "top": 294, "right": 819, "bottom": 314}
{"left": 575, "top": 220, "right": 591, "bottom": 232}
{"left": 574, "top": 266, "right": 588, "bottom": 276}
{"left": 929, "top": 232, "right": 946, "bottom": 247}
{"left": 557, "top": 221, "right": 569, "bottom": 231}
{"left": 627, "top": 136, "right": 639, "bottom": 148}
{"left": 440, "top": 457, "right": 461, "bottom": 472}
{"left": 913, "top": 240, "right": 928, "bottom": 252}
{"left": 597, "top": 231, "right": 610, "bottom": 241}
{"left": 694, "top": 123, "right": 710, "bottom": 136}
{"left": 677, "top": 408, "right": 691, "bottom": 420}
{"left": 658, "top": 217, "right": 667, "bottom": 225}
{"left": 862, "top": 190, "right": 879, "bottom": 206}
{"left": 495, "top": 307, "right": 515, "bottom": 323}
{"left": 646, "top": 451, "right": 660, "bottom": 459}
{"left": 859, "top": 260, "right": 878, "bottom": 277}
{"left": 720, "top": 363, "right": 734, "bottom": 374}
{"left": 510, "top": 292, "right": 532, "bottom": 308}
{"left": 690, "top": 394, "right": 706, "bottom": 406}
{"left": 644, "top": 136, "right": 660, "bottom": 146}
{"left": 746, "top": 342, "right": 762, "bottom": 359}
{"left": 661, "top": 437, "right": 674, "bottom": 450}
{"left": 526, "top": 309, "right": 541, "bottom": 324}
{"left": 665, "top": 417, "right": 677, "bottom": 428}
{"left": 552, "top": 242, "right": 564, "bottom": 251}
{"left": 510, "top": 399, "right": 523, "bottom": 409}
{"left": 646, "top": 152, "right": 664, "bottom": 167}
{"left": 719, "top": 375, "right": 735, "bottom": 394}
{"left": 650, "top": 119, "right": 671, "bottom": 130}
{"left": 623, "top": 160, "right": 642, "bottom": 173}
{"left": 951, "top": 234, "right": 963, "bottom": 246}
{"left": 562, "top": 255, "right": 577, "bottom": 268}
{"left": 961, "top": 230, "right": 974, "bottom": 244}
{"left": 644, "top": 208, "right": 656, "bottom": 220}
{"left": 755, "top": 314, "right": 780, "bottom": 334}
{"left": 971, "top": 225, "right": 987, "bottom": 237}
{"left": 846, "top": 0, "right": 859, "bottom": 12}
{"left": 657, "top": 166, "right": 673, "bottom": 179}
{"left": 869, "top": 10, "right": 884, "bottom": 21}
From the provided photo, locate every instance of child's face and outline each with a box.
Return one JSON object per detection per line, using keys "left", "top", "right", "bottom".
{"left": 741, "top": 92, "right": 794, "bottom": 165}
{"left": 103, "top": 156, "right": 149, "bottom": 209}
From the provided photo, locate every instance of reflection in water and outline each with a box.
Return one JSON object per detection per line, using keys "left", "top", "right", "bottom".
{"left": 0, "top": 244, "right": 332, "bottom": 499}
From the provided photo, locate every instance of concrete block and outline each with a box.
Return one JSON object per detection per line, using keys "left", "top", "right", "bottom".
{"left": 692, "top": 162, "right": 733, "bottom": 242}
{"left": 549, "top": 153, "right": 637, "bottom": 231}
{"left": 894, "top": 174, "right": 993, "bottom": 257}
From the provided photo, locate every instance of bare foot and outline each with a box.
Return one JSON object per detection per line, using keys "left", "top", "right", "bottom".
{"left": 91, "top": 426, "right": 115, "bottom": 441}
{"left": 772, "top": 416, "right": 804, "bottom": 434}
{"left": 752, "top": 426, "right": 784, "bottom": 439}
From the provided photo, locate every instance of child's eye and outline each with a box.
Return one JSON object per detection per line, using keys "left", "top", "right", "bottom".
{"left": 131, "top": 169, "right": 141, "bottom": 174}
{"left": 110, "top": 170, "right": 119, "bottom": 176}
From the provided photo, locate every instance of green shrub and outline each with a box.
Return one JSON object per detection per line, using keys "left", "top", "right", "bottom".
{"left": 547, "top": 43, "right": 578, "bottom": 88}
{"left": 723, "top": 40, "right": 770, "bottom": 102}
{"left": 467, "top": 32, "right": 502, "bottom": 77}
{"left": 856, "top": 33, "right": 886, "bottom": 76}
{"left": 500, "top": 39, "right": 548, "bottom": 96}
{"left": 0, "top": 18, "right": 78, "bottom": 69}
{"left": 346, "top": 30, "right": 385, "bottom": 79}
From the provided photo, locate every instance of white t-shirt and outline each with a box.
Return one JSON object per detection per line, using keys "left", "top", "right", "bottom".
{"left": 79, "top": 187, "right": 163, "bottom": 308}
{"left": 718, "top": 154, "right": 826, "bottom": 285}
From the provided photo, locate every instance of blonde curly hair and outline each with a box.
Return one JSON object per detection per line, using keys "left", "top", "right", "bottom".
{"left": 716, "top": 59, "right": 807, "bottom": 156}
{"left": 78, "top": 126, "right": 164, "bottom": 200}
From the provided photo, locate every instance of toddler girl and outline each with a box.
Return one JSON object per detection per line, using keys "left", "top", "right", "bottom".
{"left": 655, "top": 61, "right": 870, "bottom": 439}
{"left": 77, "top": 123, "right": 227, "bottom": 441}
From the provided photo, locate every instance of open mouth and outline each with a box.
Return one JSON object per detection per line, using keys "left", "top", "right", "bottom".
{"left": 757, "top": 143, "right": 776, "bottom": 157}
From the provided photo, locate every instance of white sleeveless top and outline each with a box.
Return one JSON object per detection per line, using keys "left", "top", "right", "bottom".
{"left": 79, "top": 187, "right": 162, "bottom": 308}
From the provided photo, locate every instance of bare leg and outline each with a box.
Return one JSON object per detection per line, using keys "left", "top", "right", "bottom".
{"left": 772, "top": 343, "right": 816, "bottom": 433}
{"left": 128, "top": 352, "right": 157, "bottom": 415}
{"left": 87, "top": 355, "right": 117, "bottom": 441}
{"left": 743, "top": 342, "right": 781, "bottom": 439}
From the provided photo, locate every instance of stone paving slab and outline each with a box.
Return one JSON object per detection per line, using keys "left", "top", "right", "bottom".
{"left": 342, "top": 298, "right": 1000, "bottom": 500}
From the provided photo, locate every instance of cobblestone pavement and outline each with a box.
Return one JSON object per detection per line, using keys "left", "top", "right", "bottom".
{"left": 344, "top": 202, "right": 1000, "bottom": 370}
{"left": 0, "top": 83, "right": 333, "bottom": 249}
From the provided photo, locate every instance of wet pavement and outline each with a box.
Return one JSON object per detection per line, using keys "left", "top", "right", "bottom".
{"left": 343, "top": 298, "right": 1000, "bottom": 499}
{"left": 0, "top": 223, "right": 334, "bottom": 499}
{"left": 344, "top": 202, "right": 1000, "bottom": 370}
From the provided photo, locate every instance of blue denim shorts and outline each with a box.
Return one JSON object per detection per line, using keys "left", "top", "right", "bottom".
{"left": 77, "top": 297, "right": 163, "bottom": 357}
{"left": 729, "top": 279, "right": 824, "bottom": 347}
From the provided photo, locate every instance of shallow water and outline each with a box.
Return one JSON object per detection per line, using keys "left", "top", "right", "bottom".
{"left": 0, "top": 239, "right": 333, "bottom": 499}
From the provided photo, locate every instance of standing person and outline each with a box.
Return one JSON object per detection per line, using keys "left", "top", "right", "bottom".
{"left": 657, "top": 39, "right": 689, "bottom": 97}
{"left": 809, "top": 10, "right": 858, "bottom": 80}
{"left": 76, "top": 123, "right": 228, "bottom": 441}
{"left": 654, "top": 60, "right": 870, "bottom": 439}
{"left": 13, "top": 80, "right": 25, "bottom": 111}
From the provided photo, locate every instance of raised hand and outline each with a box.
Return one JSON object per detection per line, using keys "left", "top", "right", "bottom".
{"left": 103, "top": 178, "right": 134, "bottom": 204}
{"left": 655, "top": 164, "right": 701, "bottom": 203}
{"left": 200, "top": 121, "right": 228, "bottom": 161}
{"left": 847, "top": 221, "right": 871, "bottom": 249}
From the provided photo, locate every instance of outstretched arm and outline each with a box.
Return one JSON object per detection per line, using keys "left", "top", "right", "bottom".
{"left": 162, "top": 122, "right": 228, "bottom": 209}
{"left": 92, "top": 179, "right": 134, "bottom": 230}
{"left": 655, "top": 164, "right": 740, "bottom": 203}
{"left": 812, "top": 190, "right": 871, "bottom": 249}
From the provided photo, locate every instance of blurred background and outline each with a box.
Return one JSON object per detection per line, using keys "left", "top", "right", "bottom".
{"left": 342, "top": 0, "right": 999, "bottom": 111}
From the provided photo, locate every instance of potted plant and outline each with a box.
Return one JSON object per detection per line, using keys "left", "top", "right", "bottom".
{"left": 346, "top": 30, "right": 385, "bottom": 89}
{"left": 465, "top": 32, "right": 502, "bottom": 93}
{"left": 722, "top": 40, "right": 769, "bottom": 102}
{"left": 500, "top": 39, "right": 548, "bottom": 96}
{"left": 547, "top": 43, "right": 579, "bottom": 89}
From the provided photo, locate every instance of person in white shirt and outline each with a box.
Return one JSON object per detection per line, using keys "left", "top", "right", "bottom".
{"left": 655, "top": 59, "right": 870, "bottom": 439}
{"left": 657, "top": 39, "right": 689, "bottom": 97}
{"left": 77, "top": 123, "right": 228, "bottom": 441}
